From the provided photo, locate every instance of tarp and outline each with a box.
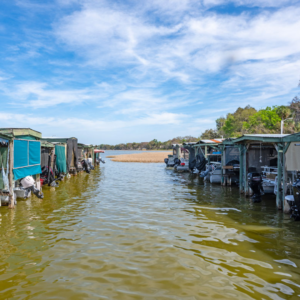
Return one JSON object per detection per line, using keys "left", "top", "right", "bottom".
{"left": 0, "top": 147, "right": 8, "bottom": 189}
{"left": 41, "top": 147, "right": 51, "bottom": 169}
{"left": 286, "top": 142, "right": 300, "bottom": 171}
{"left": 67, "top": 139, "right": 78, "bottom": 172}
{"left": 13, "top": 140, "right": 42, "bottom": 180}
{"left": 55, "top": 145, "right": 67, "bottom": 173}
{"left": 225, "top": 147, "right": 239, "bottom": 164}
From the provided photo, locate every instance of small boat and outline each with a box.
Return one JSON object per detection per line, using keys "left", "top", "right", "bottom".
{"left": 174, "top": 159, "right": 189, "bottom": 173}
{"left": 200, "top": 162, "right": 222, "bottom": 183}
{"left": 209, "top": 162, "right": 222, "bottom": 183}
{"left": 165, "top": 144, "right": 190, "bottom": 172}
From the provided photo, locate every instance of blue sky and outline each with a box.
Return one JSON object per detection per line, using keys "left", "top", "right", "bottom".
{"left": 0, "top": 0, "right": 299, "bottom": 144}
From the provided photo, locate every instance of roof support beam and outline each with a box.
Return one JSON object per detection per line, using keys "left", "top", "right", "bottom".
{"left": 276, "top": 143, "right": 283, "bottom": 210}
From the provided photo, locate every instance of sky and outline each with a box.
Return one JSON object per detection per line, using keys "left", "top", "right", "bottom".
{"left": 0, "top": 0, "right": 299, "bottom": 144}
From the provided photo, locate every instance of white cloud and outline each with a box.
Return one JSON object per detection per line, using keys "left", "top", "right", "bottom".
{"left": 0, "top": 81, "right": 105, "bottom": 108}
{"left": 0, "top": 111, "right": 186, "bottom": 133}
{"left": 1, "top": 0, "right": 300, "bottom": 143}
{"left": 54, "top": 1, "right": 300, "bottom": 86}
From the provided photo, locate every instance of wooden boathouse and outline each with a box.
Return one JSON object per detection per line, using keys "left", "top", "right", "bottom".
{"left": 0, "top": 128, "right": 42, "bottom": 208}
{"left": 41, "top": 137, "right": 78, "bottom": 174}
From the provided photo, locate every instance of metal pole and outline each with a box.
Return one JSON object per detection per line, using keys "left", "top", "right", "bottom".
{"left": 8, "top": 140, "right": 14, "bottom": 209}
{"left": 221, "top": 146, "right": 225, "bottom": 185}
{"left": 282, "top": 142, "right": 290, "bottom": 212}
{"left": 239, "top": 145, "right": 244, "bottom": 193}
{"left": 276, "top": 143, "right": 283, "bottom": 209}
{"left": 244, "top": 144, "right": 248, "bottom": 195}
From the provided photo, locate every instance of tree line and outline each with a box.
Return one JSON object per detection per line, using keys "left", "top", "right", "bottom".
{"left": 201, "top": 96, "right": 300, "bottom": 139}
{"left": 98, "top": 136, "right": 198, "bottom": 150}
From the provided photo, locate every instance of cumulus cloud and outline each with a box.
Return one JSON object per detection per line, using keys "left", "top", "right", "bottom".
{"left": 1, "top": 0, "right": 300, "bottom": 143}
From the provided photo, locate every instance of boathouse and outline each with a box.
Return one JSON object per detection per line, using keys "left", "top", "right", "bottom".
{"left": 41, "top": 141, "right": 55, "bottom": 170}
{"left": 0, "top": 128, "right": 42, "bottom": 208}
{"left": 218, "top": 138, "right": 240, "bottom": 185}
{"left": 42, "top": 137, "right": 78, "bottom": 174}
{"left": 192, "top": 139, "right": 224, "bottom": 162}
{"left": 232, "top": 134, "right": 289, "bottom": 209}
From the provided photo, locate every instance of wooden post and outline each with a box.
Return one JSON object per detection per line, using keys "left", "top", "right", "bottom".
{"left": 8, "top": 140, "right": 14, "bottom": 209}
{"left": 239, "top": 144, "right": 244, "bottom": 193}
{"left": 276, "top": 143, "right": 283, "bottom": 210}
{"left": 282, "top": 142, "right": 290, "bottom": 209}
{"left": 244, "top": 144, "right": 248, "bottom": 195}
{"left": 221, "top": 146, "right": 225, "bottom": 185}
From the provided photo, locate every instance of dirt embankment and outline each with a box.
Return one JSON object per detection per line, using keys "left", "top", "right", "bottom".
{"left": 108, "top": 152, "right": 171, "bottom": 163}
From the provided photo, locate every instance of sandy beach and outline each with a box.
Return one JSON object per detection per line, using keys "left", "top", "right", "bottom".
{"left": 108, "top": 152, "right": 171, "bottom": 163}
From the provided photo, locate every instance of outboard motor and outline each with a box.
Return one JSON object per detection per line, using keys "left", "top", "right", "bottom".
{"left": 174, "top": 157, "right": 181, "bottom": 166}
{"left": 81, "top": 159, "right": 90, "bottom": 173}
{"left": 87, "top": 158, "right": 95, "bottom": 170}
{"left": 196, "top": 154, "right": 207, "bottom": 172}
{"left": 164, "top": 158, "right": 169, "bottom": 166}
{"left": 41, "top": 155, "right": 59, "bottom": 187}
{"left": 41, "top": 167, "right": 59, "bottom": 187}
{"left": 291, "top": 179, "right": 300, "bottom": 221}
{"left": 21, "top": 176, "right": 44, "bottom": 199}
{"left": 200, "top": 165, "right": 211, "bottom": 178}
{"left": 248, "top": 172, "right": 262, "bottom": 202}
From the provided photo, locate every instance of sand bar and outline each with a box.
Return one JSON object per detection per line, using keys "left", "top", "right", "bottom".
{"left": 110, "top": 152, "right": 171, "bottom": 163}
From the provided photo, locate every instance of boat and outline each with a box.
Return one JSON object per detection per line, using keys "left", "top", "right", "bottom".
{"left": 209, "top": 162, "right": 222, "bottom": 183}
{"left": 164, "top": 144, "right": 190, "bottom": 171}
{"left": 200, "top": 162, "right": 222, "bottom": 183}
{"left": 174, "top": 158, "right": 189, "bottom": 172}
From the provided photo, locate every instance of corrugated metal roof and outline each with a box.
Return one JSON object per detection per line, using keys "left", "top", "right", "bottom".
{"left": 199, "top": 139, "right": 224, "bottom": 144}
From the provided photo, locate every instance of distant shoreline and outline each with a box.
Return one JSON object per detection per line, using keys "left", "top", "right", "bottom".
{"left": 107, "top": 152, "right": 171, "bottom": 163}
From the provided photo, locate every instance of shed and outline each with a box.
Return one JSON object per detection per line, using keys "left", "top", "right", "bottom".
{"left": 41, "top": 141, "right": 55, "bottom": 170}
{"left": 0, "top": 128, "right": 42, "bottom": 208}
{"left": 83, "top": 144, "right": 95, "bottom": 163}
{"left": 193, "top": 139, "right": 224, "bottom": 162}
{"left": 232, "top": 134, "right": 289, "bottom": 209}
{"left": 41, "top": 137, "right": 78, "bottom": 174}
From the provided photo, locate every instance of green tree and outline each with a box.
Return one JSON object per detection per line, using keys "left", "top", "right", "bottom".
{"left": 275, "top": 105, "right": 291, "bottom": 120}
{"left": 243, "top": 106, "right": 281, "bottom": 133}
{"left": 222, "top": 115, "right": 236, "bottom": 137}
{"left": 201, "top": 129, "right": 219, "bottom": 139}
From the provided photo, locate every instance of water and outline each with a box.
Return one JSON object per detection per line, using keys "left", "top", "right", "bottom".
{"left": 1, "top": 150, "right": 300, "bottom": 299}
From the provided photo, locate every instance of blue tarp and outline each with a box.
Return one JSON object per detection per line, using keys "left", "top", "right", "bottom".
{"left": 13, "top": 139, "right": 41, "bottom": 180}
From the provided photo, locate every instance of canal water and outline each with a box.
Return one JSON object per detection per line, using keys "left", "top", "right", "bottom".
{"left": 0, "top": 150, "right": 300, "bottom": 300}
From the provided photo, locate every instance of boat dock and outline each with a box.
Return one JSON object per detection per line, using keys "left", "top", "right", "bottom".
{"left": 165, "top": 133, "right": 300, "bottom": 219}
{"left": 0, "top": 128, "right": 104, "bottom": 209}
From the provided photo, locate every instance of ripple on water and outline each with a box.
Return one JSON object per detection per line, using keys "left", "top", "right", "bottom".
{"left": 0, "top": 151, "right": 300, "bottom": 299}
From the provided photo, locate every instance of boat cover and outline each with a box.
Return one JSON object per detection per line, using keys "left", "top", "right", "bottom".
{"left": 67, "top": 139, "right": 78, "bottom": 172}
{"left": 55, "top": 145, "right": 67, "bottom": 173}
{"left": 286, "top": 142, "right": 300, "bottom": 171}
{"left": 13, "top": 139, "right": 41, "bottom": 180}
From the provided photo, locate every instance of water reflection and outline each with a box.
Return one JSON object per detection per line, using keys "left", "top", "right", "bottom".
{"left": 0, "top": 150, "right": 300, "bottom": 299}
